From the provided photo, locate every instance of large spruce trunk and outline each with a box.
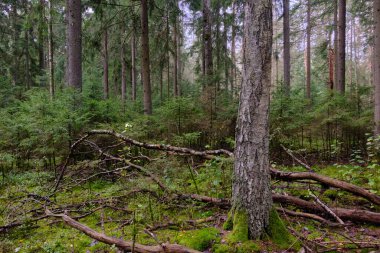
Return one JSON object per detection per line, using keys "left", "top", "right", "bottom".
{"left": 232, "top": 0, "right": 273, "bottom": 239}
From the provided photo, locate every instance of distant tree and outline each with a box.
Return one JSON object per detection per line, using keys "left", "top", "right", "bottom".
{"left": 306, "top": 0, "right": 311, "bottom": 99}
{"left": 47, "top": 0, "right": 54, "bottom": 98}
{"left": 66, "top": 0, "right": 82, "bottom": 90}
{"left": 232, "top": 0, "right": 273, "bottom": 238}
{"left": 140, "top": 0, "right": 152, "bottom": 114}
{"left": 374, "top": 0, "right": 380, "bottom": 135}
{"left": 283, "top": 0, "right": 290, "bottom": 95}
{"left": 336, "top": 0, "right": 346, "bottom": 94}
{"left": 203, "top": 0, "right": 213, "bottom": 78}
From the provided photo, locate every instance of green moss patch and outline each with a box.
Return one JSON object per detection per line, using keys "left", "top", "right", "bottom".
{"left": 226, "top": 209, "right": 249, "bottom": 243}
{"left": 266, "top": 209, "right": 299, "bottom": 250}
{"left": 177, "top": 227, "right": 220, "bottom": 251}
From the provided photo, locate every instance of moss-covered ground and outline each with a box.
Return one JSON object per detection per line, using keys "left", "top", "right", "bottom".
{"left": 1, "top": 158, "right": 380, "bottom": 252}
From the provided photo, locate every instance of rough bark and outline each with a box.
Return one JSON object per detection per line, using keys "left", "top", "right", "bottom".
{"left": 173, "top": 10, "right": 179, "bottom": 97}
{"left": 232, "top": 0, "right": 273, "bottom": 239}
{"left": 140, "top": 0, "right": 152, "bottom": 114}
{"left": 121, "top": 26, "right": 127, "bottom": 104}
{"left": 131, "top": 30, "right": 137, "bottom": 101}
{"left": 374, "top": 0, "right": 380, "bottom": 135}
{"left": 333, "top": 0, "right": 338, "bottom": 90}
{"left": 66, "top": 0, "right": 82, "bottom": 90}
{"left": 102, "top": 25, "right": 109, "bottom": 99}
{"left": 231, "top": 2, "right": 236, "bottom": 92}
{"left": 305, "top": 0, "right": 311, "bottom": 99}
{"left": 48, "top": 0, "right": 54, "bottom": 98}
{"left": 203, "top": 0, "right": 213, "bottom": 78}
{"left": 283, "top": 0, "right": 291, "bottom": 95}
{"left": 336, "top": 0, "right": 346, "bottom": 94}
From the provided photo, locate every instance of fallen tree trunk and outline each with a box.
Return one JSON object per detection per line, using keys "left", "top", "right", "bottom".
{"left": 272, "top": 194, "right": 380, "bottom": 224}
{"left": 46, "top": 209, "right": 201, "bottom": 253}
{"left": 271, "top": 168, "right": 380, "bottom": 205}
{"left": 87, "top": 130, "right": 233, "bottom": 158}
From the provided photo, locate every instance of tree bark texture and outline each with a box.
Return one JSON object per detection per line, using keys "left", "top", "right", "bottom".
{"left": 305, "top": 0, "right": 311, "bottom": 99}
{"left": 66, "top": 0, "right": 82, "bottom": 90}
{"left": 232, "top": 0, "right": 273, "bottom": 239}
{"left": 283, "top": 0, "right": 291, "bottom": 95}
{"left": 103, "top": 25, "right": 109, "bottom": 99}
{"left": 140, "top": 0, "right": 152, "bottom": 114}
{"left": 203, "top": 0, "right": 213, "bottom": 78}
{"left": 374, "top": 0, "right": 380, "bottom": 135}
{"left": 48, "top": 0, "right": 55, "bottom": 98}
{"left": 336, "top": 0, "right": 346, "bottom": 94}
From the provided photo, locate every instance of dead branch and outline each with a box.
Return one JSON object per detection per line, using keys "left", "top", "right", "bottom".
{"left": 275, "top": 207, "right": 341, "bottom": 226}
{"left": 87, "top": 130, "right": 233, "bottom": 158}
{"left": 280, "top": 144, "right": 313, "bottom": 171}
{"left": 45, "top": 209, "right": 201, "bottom": 253}
{"left": 309, "top": 192, "right": 344, "bottom": 225}
{"left": 271, "top": 168, "right": 380, "bottom": 205}
{"left": 273, "top": 194, "right": 380, "bottom": 224}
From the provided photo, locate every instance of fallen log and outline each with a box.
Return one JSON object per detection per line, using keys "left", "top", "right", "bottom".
{"left": 87, "top": 130, "right": 233, "bottom": 158}
{"left": 271, "top": 168, "right": 380, "bottom": 205}
{"left": 275, "top": 207, "right": 341, "bottom": 226}
{"left": 46, "top": 209, "right": 201, "bottom": 253}
{"left": 273, "top": 194, "right": 380, "bottom": 224}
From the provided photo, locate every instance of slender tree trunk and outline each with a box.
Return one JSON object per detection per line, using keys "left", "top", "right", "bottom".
{"left": 374, "top": 0, "right": 380, "bottom": 135}
{"left": 103, "top": 25, "right": 109, "bottom": 99}
{"left": 215, "top": 1, "right": 221, "bottom": 90}
{"left": 223, "top": 7, "right": 229, "bottom": 90}
{"left": 66, "top": 0, "right": 82, "bottom": 90}
{"left": 231, "top": 2, "right": 236, "bottom": 93}
{"left": 38, "top": 0, "right": 45, "bottom": 71}
{"left": 166, "top": 8, "right": 171, "bottom": 98}
{"left": 121, "top": 28, "right": 127, "bottom": 104}
{"left": 333, "top": 0, "right": 338, "bottom": 91}
{"left": 11, "top": 3, "right": 19, "bottom": 86}
{"left": 131, "top": 31, "right": 137, "bottom": 101}
{"left": 173, "top": 11, "right": 179, "bottom": 97}
{"left": 24, "top": 0, "right": 31, "bottom": 90}
{"left": 305, "top": 0, "right": 311, "bottom": 99}
{"left": 336, "top": 0, "right": 346, "bottom": 94}
{"left": 283, "top": 0, "right": 291, "bottom": 95}
{"left": 177, "top": 12, "right": 182, "bottom": 96}
{"left": 203, "top": 0, "right": 213, "bottom": 78}
{"left": 233, "top": 0, "right": 272, "bottom": 239}
{"left": 140, "top": 0, "right": 152, "bottom": 114}
{"left": 48, "top": 0, "right": 55, "bottom": 98}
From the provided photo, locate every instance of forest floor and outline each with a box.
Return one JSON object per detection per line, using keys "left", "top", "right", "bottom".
{"left": 1, "top": 136, "right": 380, "bottom": 252}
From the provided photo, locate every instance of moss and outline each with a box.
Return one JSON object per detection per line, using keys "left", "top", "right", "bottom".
{"left": 266, "top": 209, "right": 299, "bottom": 250}
{"left": 223, "top": 211, "right": 233, "bottom": 231}
{"left": 177, "top": 227, "right": 219, "bottom": 251}
{"left": 212, "top": 243, "right": 235, "bottom": 253}
{"left": 227, "top": 210, "right": 249, "bottom": 243}
{"left": 237, "top": 241, "right": 260, "bottom": 253}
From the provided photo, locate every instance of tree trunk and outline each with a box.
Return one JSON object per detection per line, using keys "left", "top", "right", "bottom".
{"left": 140, "top": 0, "right": 152, "bottom": 114}
{"left": 233, "top": 0, "right": 272, "bottom": 239}
{"left": 336, "top": 0, "right": 346, "bottom": 94}
{"left": 173, "top": 10, "right": 179, "bottom": 97}
{"left": 333, "top": 0, "right": 338, "bottom": 90}
{"left": 103, "top": 25, "right": 109, "bottom": 99}
{"left": 38, "top": 0, "right": 45, "bottom": 71}
{"left": 48, "top": 0, "right": 55, "bottom": 98}
{"left": 121, "top": 29, "right": 127, "bottom": 105}
{"left": 203, "top": 0, "right": 213, "bottom": 78}
{"left": 131, "top": 31, "right": 137, "bottom": 101}
{"left": 24, "top": 0, "right": 31, "bottom": 90}
{"left": 305, "top": 0, "right": 311, "bottom": 99}
{"left": 66, "top": 0, "right": 82, "bottom": 90}
{"left": 283, "top": 0, "right": 291, "bottom": 95}
{"left": 231, "top": 2, "right": 236, "bottom": 93}
{"left": 374, "top": 0, "right": 380, "bottom": 135}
